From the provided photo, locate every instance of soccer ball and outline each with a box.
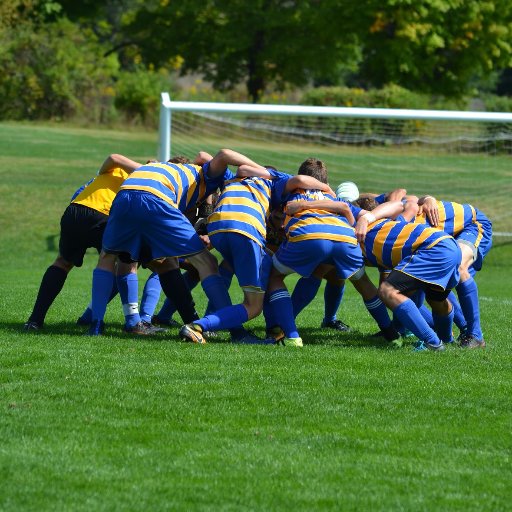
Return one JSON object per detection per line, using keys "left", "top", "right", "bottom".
{"left": 335, "top": 181, "right": 359, "bottom": 202}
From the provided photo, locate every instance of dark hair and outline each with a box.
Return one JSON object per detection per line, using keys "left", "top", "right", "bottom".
{"left": 353, "top": 196, "right": 378, "bottom": 211}
{"left": 297, "top": 158, "right": 328, "bottom": 184}
{"left": 168, "top": 155, "right": 190, "bottom": 164}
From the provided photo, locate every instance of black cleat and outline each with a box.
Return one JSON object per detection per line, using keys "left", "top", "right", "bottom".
{"left": 23, "top": 321, "right": 41, "bottom": 331}
{"left": 321, "top": 319, "right": 351, "bottom": 332}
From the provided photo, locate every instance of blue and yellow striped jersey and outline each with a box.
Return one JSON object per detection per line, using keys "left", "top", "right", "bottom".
{"left": 120, "top": 161, "right": 234, "bottom": 212}
{"left": 72, "top": 167, "right": 129, "bottom": 215}
{"left": 207, "top": 171, "right": 291, "bottom": 246}
{"left": 404, "top": 200, "right": 489, "bottom": 248}
{"left": 363, "top": 219, "right": 452, "bottom": 269}
{"left": 284, "top": 191, "right": 358, "bottom": 245}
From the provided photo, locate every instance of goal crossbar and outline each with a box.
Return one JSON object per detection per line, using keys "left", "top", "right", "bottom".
{"left": 158, "top": 92, "right": 512, "bottom": 161}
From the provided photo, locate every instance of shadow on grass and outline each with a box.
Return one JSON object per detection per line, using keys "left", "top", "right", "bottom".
{"left": 7, "top": 321, "right": 411, "bottom": 350}
{"left": 298, "top": 326, "right": 406, "bottom": 350}
{"left": 6, "top": 320, "right": 238, "bottom": 344}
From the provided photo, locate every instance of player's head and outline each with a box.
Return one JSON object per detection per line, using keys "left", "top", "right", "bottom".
{"left": 336, "top": 181, "right": 359, "bottom": 202}
{"left": 168, "top": 155, "right": 190, "bottom": 164}
{"left": 353, "top": 196, "right": 378, "bottom": 211}
{"left": 297, "top": 158, "right": 328, "bottom": 184}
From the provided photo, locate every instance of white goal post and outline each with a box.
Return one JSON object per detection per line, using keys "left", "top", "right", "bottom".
{"left": 158, "top": 92, "right": 512, "bottom": 161}
{"left": 158, "top": 92, "right": 512, "bottom": 239}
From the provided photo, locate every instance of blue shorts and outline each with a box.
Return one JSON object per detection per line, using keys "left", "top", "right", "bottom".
{"left": 273, "top": 238, "right": 364, "bottom": 279}
{"left": 210, "top": 232, "right": 271, "bottom": 292}
{"left": 396, "top": 237, "right": 461, "bottom": 291}
{"left": 102, "top": 190, "right": 205, "bottom": 263}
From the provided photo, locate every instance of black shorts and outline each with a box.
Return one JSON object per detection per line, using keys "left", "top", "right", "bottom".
{"left": 386, "top": 270, "right": 451, "bottom": 302}
{"left": 59, "top": 203, "right": 108, "bottom": 267}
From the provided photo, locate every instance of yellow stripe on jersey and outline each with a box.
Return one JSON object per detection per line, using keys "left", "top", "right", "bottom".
{"left": 208, "top": 211, "right": 267, "bottom": 237}
{"left": 216, "top": 196, "right": 264, "bottom": 214}
{"left": 452, "top": 202, "right": 465, "bottom": 235}
{"left": 72, "top": 167, "right": 129, "bottom": 215}
{"left": 120, "top": 184, "right": 178, "bottom": 208}
{"left": 369, "top": 221, "right": 395, "bottom": 264}
{"left": 291, "top": 233, "right": 358, "bottom": 244}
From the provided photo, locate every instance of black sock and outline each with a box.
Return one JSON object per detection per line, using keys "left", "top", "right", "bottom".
{"left": 28, "top": 265, "right": 68, "bottom": 325}
{"left": 158, "top": 269, "right": 199, "bottom": 324}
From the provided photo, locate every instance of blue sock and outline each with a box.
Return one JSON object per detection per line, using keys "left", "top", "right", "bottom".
{"left": 201, "top": 274, "right": 232, "bottom": 311}
{"left": 364, "top": 295, "right": 392, "bottom": 330}
{"left": 393, "top": 299, "right": 440, "bottom": 345}
{"left": 91, "top": 268, "right": 115, "bottom": 322}
{"left": 80, "top": 281, "right": 118, "bottom": 323}
{"left": 140, "top": 273, "right": 161, "bottom": 323}
{"left": 291, "top": 275, "right": 321, "bottom": 318}
{"left": 447, "top": 291, "right": 467, "bottom": 333}
{"left": 196, "top": 304, "right": 249, "bottom": 332}
{"left": 410, "top": 290, "right": 434, "bottom": 328}
{"left": 117, "top": 272, "right": 140, "bottom": 328}
{"left": 418, "top": 305, "right": 434, "bottom": 328}
{"left": 268, "top": 289, "right": 299, "bottom": 338}
{"left": 456, "top": 278, "right": 482, "bottom": 339}
{"left": 263, "top": 293, "right": 275, "bottom": 329}
{"left": 205, "top": 264, "right": 233, "bottom": 316}
{"left": 432, "top": 307, "right": 455, "bottom": 343}
{"left": 323, "top": 282, "right": 345, "bottom": 323}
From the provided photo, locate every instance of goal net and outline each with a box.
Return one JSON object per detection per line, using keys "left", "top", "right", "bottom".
{"left": 158, "top": 94, "right": 512, "bottom": 243}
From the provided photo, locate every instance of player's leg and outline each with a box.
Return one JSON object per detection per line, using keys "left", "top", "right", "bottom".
{"left": 181, "top": 234, "right": 272, "bottom": 344}
{"left": 25, "top": 255, "right": 74, "bottom": 330}
{"left": 379, "top": 276, "right": 444, "bottom": 351}
{"left": 321, "top": 268, "right": 350, "bottom": 331}
{"left": 349, "top": 270, "right": 399, "bottom": 341}
{"left": 455, "top": 241, "right": 485, "bottom": 348}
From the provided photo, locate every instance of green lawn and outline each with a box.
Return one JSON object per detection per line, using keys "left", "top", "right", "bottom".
{"left": 0, "top": 122, "right": 511, "bottom": 511}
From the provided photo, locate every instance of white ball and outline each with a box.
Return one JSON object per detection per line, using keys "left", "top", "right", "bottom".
{"left": 335, "top": 181, "right": 359, "bottom": 202}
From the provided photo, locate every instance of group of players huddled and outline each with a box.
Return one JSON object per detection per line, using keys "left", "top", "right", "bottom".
{"left": 24, "top": 149, "right": 492, "bottom": 351}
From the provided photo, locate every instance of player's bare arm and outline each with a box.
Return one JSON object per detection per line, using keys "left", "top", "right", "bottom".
{"left": 354, "top": 200, "right": 405, "bottom": 242}
{"left": 98, "top": 154, "right": 142, "bottom": 175}
{"left": 285, "top": 175, "right": 335, "bottom": 195}
{"left": 208, "top": 149, "right": 264, "bottom": 177}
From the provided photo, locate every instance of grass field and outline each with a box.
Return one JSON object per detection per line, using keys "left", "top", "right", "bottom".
{"left": 1, "top": 122, "right": 511, "bottom": 511}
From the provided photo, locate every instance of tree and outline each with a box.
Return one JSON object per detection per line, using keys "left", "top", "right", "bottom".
{"left": 126, "top": 0, "right": 361, "bottom": 102}
{"left": 343, "top": 0, "right": 512, "bottom": 96}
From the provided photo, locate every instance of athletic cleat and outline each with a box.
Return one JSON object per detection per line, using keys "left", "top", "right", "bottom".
{"left": 279, "top": 337, "right": 303, "bottom": 347}
{"left": 232, "top": 331, "right": 276, "bottom": 345}
{"left": 266, "top": 325, "right": 285, "bottom": 342}
{"left": 413, "top": 340, "right": 446, "bottom": 352}
{"left": 459, "top": 334, "right": 486, "bottom": 349}
{"left": 141, "top": 320, "right": 167, "bottom": 333}
{"left": 87, "top": 320, "right": 105, "bottom": 336}
{"left": 123, "top": 321, "right": 162, "bottom": 335}
{"left": 23, "top": 321, "right": 41, "bottom": 331}
{"left": 76, "top": 316, "right": 92, "bottom": 326}
{"left": 372, "top": 325, "right": 401, "bottom": 342}
{"left": 151, "top": 315, "right": 180, "bottom": 328}
{"left": 321, "top": 319, "right": 351, "bottom": 332}
{"left": 76, "top": 308, "right": 93, "bottom": 326}
{"left": 179, "top": 324, "right": 206, "bottom": 344}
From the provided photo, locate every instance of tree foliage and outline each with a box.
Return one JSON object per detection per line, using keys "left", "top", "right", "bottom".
{"left": 344, "top": 0, "right": 512, "bottom": 96}
{"left": 126, "top": 0, "right": 361, "bottom": 102}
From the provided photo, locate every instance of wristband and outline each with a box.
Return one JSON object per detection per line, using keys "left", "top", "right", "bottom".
{"left": 362, "top": 212, "right": 376, "bottom": 223}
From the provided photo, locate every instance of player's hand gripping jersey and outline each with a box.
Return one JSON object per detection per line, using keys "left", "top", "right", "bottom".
{"left": 402, "top": 199, "right": 492, "bottom": 272}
